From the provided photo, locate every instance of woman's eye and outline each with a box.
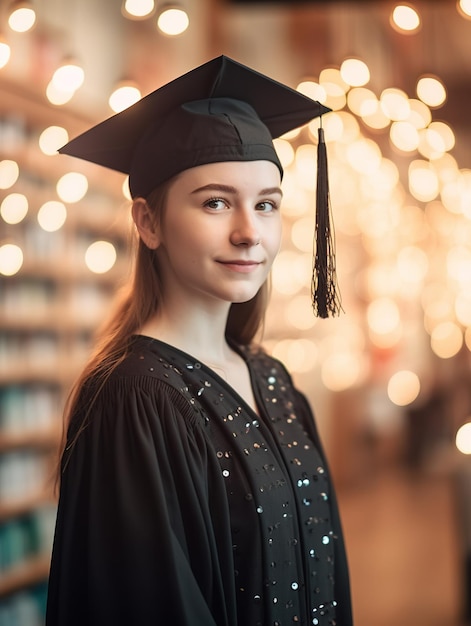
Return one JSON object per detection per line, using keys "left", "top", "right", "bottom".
{"left": 257, "top": 201, "right": 277, "bottom": 213}
{"left": 204, "top": 198, "right": 227, "bottom": 211}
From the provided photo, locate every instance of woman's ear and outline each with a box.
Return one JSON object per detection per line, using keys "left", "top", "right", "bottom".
{"left": 132, "top": 198, "right": 161, "bottom": 249}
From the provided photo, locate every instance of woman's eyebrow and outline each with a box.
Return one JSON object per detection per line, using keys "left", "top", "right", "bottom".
{"left": 260, "top": 186, "right": 283, "bottom": 197}
{"left": 191, "top": 183, "right": 283, "bottom": 196}
{"left": 191, "top": 184, "right": 238, "bottom": 195}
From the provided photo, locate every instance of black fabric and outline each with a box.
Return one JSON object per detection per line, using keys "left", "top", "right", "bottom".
{"left": 128, "top": 98, "right": 283, "bottom": 198}
{"left": 46, "top": 336, "right": 352, "bottom": 625}
{"left": 58, "top": 55, "right": 330, "bottom": 197}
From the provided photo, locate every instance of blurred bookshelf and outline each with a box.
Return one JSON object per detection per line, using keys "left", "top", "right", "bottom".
{"left": 0, "top": 78, "right": 130, "bottom": 624}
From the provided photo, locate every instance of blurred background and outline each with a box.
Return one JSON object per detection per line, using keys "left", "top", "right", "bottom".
{"left": 1, "top": 0, "right": 471, "bottom": 624}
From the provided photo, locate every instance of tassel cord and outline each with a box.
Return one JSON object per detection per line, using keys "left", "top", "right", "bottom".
{"left": 312, "top": 127, "right": 342, "bottom": 318}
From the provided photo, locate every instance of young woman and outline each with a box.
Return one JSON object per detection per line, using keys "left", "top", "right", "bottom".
{"left": 46, "top": 56, "right": 351, "bottom": 626}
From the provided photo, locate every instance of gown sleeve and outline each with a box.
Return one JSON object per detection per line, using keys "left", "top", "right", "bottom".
{"left": 46, "top": 373, "right": 236, "bottom": 626}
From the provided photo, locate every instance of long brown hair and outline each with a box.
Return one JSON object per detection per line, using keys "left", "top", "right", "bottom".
{"left": 59, "top": 177, "right": 269, "bottom": 466}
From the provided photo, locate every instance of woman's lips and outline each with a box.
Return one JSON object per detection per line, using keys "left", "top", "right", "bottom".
{"left": 217, "top": 260, "right": 262, "bottom": 273}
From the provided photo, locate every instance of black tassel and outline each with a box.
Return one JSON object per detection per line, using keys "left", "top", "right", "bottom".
{"left": 312, "top": 126, "right": 342, "bottom": 318}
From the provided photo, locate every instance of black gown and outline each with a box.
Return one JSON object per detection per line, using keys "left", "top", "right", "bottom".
{"left": 46, "top": 335, "right": 352, "bottom": 626}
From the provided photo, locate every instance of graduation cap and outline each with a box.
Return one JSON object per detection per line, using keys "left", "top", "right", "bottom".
{"left": 60, "top": 55, "right": 341, "bottom": 317}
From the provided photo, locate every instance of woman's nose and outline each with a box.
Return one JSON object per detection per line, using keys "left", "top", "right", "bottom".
{"left": 230, "top": 210, "right": 261, "bottom": 246}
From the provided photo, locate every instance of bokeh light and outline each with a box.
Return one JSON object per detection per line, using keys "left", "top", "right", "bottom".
{"left": 391, "top": 5, "right": 420, "bottom": 32}
{"left": 273, "top": 138, "right": 295, "bottom": 168}
{"left": 455, "top": 422, "right": 471, "bottom": 454}
{"left": 39, "top": 126, "right": 69, "bottom": 156}
{"left": 430, "top": 321, "right": 463, "bottom": 358}
{"left": 109, "top": 84, "right": 142, "bottom": 113}
{"left": 408, "top": 160, "right": 440, "bottom": 202}
{"left": 37, "top": 201, "right": 67, "bottom": 232}
{"left": 340, "top": 58, "right": 370, "bottom": 87}
{"left": 417, "top": 76, "right": 447, "bottom": 107}
{"left": 0, "top": 243, "right": 23, "bottom": 276}
{"left": 0, "top": 193, "right": 28, "bottom": 224}
{"left": 0, "top": 40, "right": 11, "bottom": 69}
{"left": 56, "top": 172, "right": 88, "bottom": 203}
{"left": 0, "top": 160, "right": 20, "bottom": 189}
{"left": 297, "top": 81, "right": 327, "bottom": 103}
{"left": 390, "top": 121, "right": 420, "bottom": 152}
{"left": 8, "top": 6, "right": 36, "bottom": 32}
{"left": 380, "top": 88, "right": 410, "bottom": 121}
{"left": 388, "top": 370, "right": 421, "bottom": 406}
{"left": 122, "top": 0, "right": 155, "bottom": 18}
{"left": 457, "top": 0, "right": 471, "bottom": 19}
{"left": 85, "top": 241, "right": 117, "bottom": 274}
{"left": 51, "top": 63, "right": 85, "bottom": 92}
{"left": 46, "top": 82, "right": 75, "bottom": 105}
{"left": 157, "top": 8, "right": 189, "bottom": 35}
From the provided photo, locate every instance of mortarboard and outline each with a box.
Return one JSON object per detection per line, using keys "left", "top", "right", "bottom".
{"left": 59, "top": 55, "right": 341, "bottom": 317}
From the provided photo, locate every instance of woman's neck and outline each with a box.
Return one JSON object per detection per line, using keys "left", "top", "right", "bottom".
{"left": 138, "top": 305, "right": 232, "bottom": 365}
{"left": 138, "top": 305, "right": 259, "bottom": 415}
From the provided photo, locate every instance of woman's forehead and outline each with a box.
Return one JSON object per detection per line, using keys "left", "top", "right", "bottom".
{"left": 173, "top": 160, "right": 282, "bottom": 189}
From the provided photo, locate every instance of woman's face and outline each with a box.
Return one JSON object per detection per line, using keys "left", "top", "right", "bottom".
{"left": 154, "top": 160, "right": 282, "bottom": 310}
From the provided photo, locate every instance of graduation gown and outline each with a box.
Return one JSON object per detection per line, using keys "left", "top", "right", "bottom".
{"left": 46, "top": 335, "right": 352, "bottom": 626}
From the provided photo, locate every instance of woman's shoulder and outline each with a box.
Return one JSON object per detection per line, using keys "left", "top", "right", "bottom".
{"left": 101, "top": 335, "right": 190, "bottom": 387}
{"left": 78, "top": 336, "right": 204, "bottom": 417}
